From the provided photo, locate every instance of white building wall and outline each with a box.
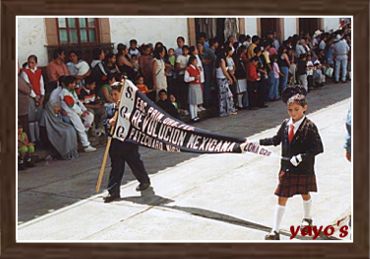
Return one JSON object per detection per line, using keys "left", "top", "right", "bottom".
{"left": 284, "top": 18, "right": 297, "bottom": 39}
{"left": 244, "top": 18, "right": 257, "bottom": 36}
{"left": 17, "top": 18, "right": 48, "bottom": 67}
{"left": 323, "top": 18, "right": 340, "bottom": 32}
{"left": 109, "top": 18, "right": 188, "bottom": 50}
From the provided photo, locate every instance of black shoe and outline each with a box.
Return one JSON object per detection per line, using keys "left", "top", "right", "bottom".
{"left": 103, "top": 194, "right": 121, "bottom": 203}
{"left": 25, "top": 157, "right": 35, "bottom": 168}
{"left": 136, "top": 182, "right": 151, "bottom": 192}
{"left": 18, "top": 160, "right": 26, "bottom": 171}
{"left": 301, "top": 218, "right": 313, "bottom": 228}
{"left": 265, "top": 231, "right": 280, "bottom": 240}
{"left": 191, "top": 117, "right": 200, "bottom": 123}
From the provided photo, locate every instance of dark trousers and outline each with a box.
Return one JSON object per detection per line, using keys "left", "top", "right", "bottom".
{"left": 176, "top": 74, "right": 188, "bottom": 110}
{"left": 108, "top": 139, "right": 150, "bottom": 196}
{"left": 247, "top": 81, "right": 258, "bottom": 107}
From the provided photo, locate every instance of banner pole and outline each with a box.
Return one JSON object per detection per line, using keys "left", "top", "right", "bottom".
{"left": 95, "top": 116, "right": 117, "bottom": 193}
{"left": 95, "top": 80, "right": 125, "bottom": 193}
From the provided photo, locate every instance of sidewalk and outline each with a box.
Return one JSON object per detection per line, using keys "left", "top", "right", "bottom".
{"left": 18, "top": 99, "right": 352, "bottom": 242}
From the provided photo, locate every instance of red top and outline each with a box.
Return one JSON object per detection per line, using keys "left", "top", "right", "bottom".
{"left": 23, "top": 68, "right": 43, "bottom": 96}
{"left": 247, "top": 62, "right": 259, "bottom": 82}
{"left": 186, "top": 65, "right": 201, "bottom": 84}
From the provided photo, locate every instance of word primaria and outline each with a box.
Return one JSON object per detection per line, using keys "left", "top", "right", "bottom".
{"left": 290, "top": 221, "right": 349, "bottom": 240}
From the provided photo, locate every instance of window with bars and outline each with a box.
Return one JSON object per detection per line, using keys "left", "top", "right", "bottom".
{"left": 56, "top": 18, "right": 99, "bottom": 45}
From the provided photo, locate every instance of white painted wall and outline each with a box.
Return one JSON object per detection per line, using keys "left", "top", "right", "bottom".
{"left": 244, "top": 18, "right": 258, "bottom": 36}
{"left": 17, "top": 18, "right": 48, "bottom": 67}
{"left": 323, "top": 18, "right": 340, "bottom": 32}
{"left": 109, "top": 18, "right": 188, "bottom": 50}
{"left": 284, "top": 18, "right": 297, "bottom": 39}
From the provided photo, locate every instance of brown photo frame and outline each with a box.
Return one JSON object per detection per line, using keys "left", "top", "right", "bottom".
{"left": 1, "top": 0, "right": 369, "bottom": 258}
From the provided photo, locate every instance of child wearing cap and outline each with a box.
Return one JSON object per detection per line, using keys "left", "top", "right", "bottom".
{"left": 259, "top": 88, "right": 324, "bottom": 240}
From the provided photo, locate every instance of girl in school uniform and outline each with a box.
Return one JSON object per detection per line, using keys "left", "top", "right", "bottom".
{"left": 259, "top": 87, "right": 324, "bottom": 240}
{"left": 184, "top": 55, "right": 203, "bottom": 122}
{"left": 21, "top": 55, "right": 45, "bottom": 145}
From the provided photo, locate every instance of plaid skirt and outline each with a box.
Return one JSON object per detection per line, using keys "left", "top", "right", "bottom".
{"left": 274, "top": 171, "right": 318, "bottom": 197}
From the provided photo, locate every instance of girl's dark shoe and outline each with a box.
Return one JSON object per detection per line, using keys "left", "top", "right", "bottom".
{"left": 301, "top": 218, "right": 313, "bottom": 228}
{"left": 265, "top": 231, "right": 280, "bottom": 240}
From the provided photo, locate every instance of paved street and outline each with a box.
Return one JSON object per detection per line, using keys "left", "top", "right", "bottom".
{"left": 18, "top": 81, "right": 351, "bottom": 236}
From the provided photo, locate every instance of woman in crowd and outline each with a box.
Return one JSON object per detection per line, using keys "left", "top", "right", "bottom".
{"left": 278, "top": 45, "right": 291, "bottom": 92}
{"left": 152, "top": 46, "right": 168, "bottom": 100}
{"left": 215, "top": 47, "right": 237, "bottom": 117}
{"left": 117, "top": 44, "right": 137, "bottom": 81}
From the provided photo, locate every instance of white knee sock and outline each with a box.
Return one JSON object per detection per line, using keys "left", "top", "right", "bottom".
{"left": 303, "top": 199, "right": 312, "bottom": 219}
{"left": 272, "top": 205, "right": 285, "bottom": 232}
{"left": 237, "top": 95, "right": 243, "bottom": 108}
{"left": 28, "top": 122, "right": 36, "bottom": 143}
{"left": 189, "top": 104, "right": 197, "bottom": 119}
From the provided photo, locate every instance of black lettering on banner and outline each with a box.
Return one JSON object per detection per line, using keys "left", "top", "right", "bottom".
{"left": 115, "top": 126, "right": 125, "bottom": 139}
{"left": 125, "top": 86, "right": 134, "bottom": 100}
{"left": 113, "top": 87, "right": 274, "bottom": 157}
{"left": 120, "top": 106, "right": 129, "bottom": 119}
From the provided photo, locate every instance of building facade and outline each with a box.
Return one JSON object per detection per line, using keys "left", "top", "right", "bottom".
{"left": 17, "top": 17, "right": 342, "bottom": 67}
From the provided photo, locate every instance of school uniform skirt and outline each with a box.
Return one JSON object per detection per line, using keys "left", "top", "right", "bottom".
{"left": 188, "top": 83, "right": 203, "bottom": 105}
{"left": 236, "top": 79, "right": 247, "bottom": 94}
{"left": 274, "top": 171, "right": 318, "bottom": 198}
{"left": 28, "top": 98, "right": 43, "bottom": 122}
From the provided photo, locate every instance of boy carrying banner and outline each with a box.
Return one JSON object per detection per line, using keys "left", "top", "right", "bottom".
{"left": 103, "top": 81, "right": 151, "bottom": 203}
{"left": 259, "top": 87, "right": 324, "bottom": 240}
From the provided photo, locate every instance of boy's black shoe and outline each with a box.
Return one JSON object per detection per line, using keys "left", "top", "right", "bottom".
{"left": 265, "top": 231, "right": 280, "bottom": 240}
{"left": 301, "top": 218, "right": 313, "bottom": 228}
{"left": 103, "top": 194, "right": 121, "bottom": 203}
{"left": 136, "top": 182, "right": 151, "bottom": 192}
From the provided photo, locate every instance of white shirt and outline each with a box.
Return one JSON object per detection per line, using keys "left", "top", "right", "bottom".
{"left": 287, "top": 115, "right": 306, "bottom": 134}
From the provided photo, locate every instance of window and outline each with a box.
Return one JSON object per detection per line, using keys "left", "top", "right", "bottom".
{"left": 56, "top": 18, "right": 99, "bottom": 45}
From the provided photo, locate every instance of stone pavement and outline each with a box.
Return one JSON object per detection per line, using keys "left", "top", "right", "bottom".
{"left": 18, "top": 81, "right": 351, "bottom": 227}
{"left": 18, "top": 97, "right": 352, "bottom": 241}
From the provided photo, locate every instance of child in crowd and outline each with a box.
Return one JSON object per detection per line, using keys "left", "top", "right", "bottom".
{"left": 106, "top": 53, "right": 120, "bottom": 74}
{"left": 246, "top": 56, "right": 261, "bottom": 109}
{"left": 103, "top": 82, "right": 151, "bottom": 203}
{"left": 135, "top": 75, "right": 154, "bottom": 95}
{"left": 184, "top": 55, "right": 203, "bottom": 122}
{"left": 169, "top": 94, "right": 179, "bottom": 111}
{"left": 269, "top": 55, "right": 284, "bottom": 101}
{"left": 297, "top": 54, "right": 308, "bottom": 92}
{"left": 313, "top": 60, "right": 326, "bottom": 87}
{"left": 165, "top": 48, "right": 176, "bottom": 96}
{"left": 78, "top": 76, "right": 106, "bottom": 136}
{"left": 176, "top": 45, "right": 190, "bottom": 114}
{"left": 156, "top": 89, "right": 180, "bottom": 119}
{"left": 259, "top": 88, "right": 323, "bottom": 240}
{"left": 189, "top": 45, "right": 206, "bottom": 112}
{"left": 59, "top": 76, "right": 96, "bottom": 152}
{"left": 18, "top": 123, "right": 35, "bottom": 170}
{"left": 98, "top": 73, "right": 116, "bottom": 104}
{"left": 21, "top": 55, "right": 44, "bottom": 145}
{"left": 91, "top": 48, "right": 109, "bottom": 88}
{"left": 128, "top": 39, "right": 141, "bottom": 58}
{"left": 306, "top": 58, "right": 315, "bottom": 91}
{"left": 131, "top": 54, "right": 140, "bottom": 73}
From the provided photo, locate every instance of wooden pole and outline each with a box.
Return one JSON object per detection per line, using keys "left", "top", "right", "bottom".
{"left": 95, "top": 80, "right": 125, "bottom": 193}
{"left": 95, "top": 112, "right": 118, "bottom": 193}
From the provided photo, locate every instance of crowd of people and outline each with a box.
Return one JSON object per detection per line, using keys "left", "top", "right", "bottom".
{"left": 17, "top": 22, "right": 351, "bottom": 168}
